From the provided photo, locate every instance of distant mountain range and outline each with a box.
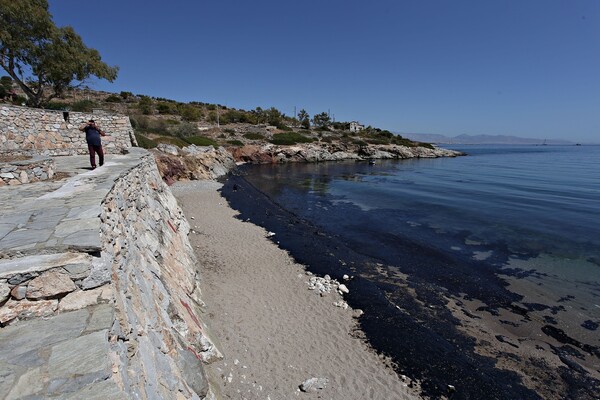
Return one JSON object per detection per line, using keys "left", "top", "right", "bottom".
{"left": 399, "top": 133, "right": 574, "bottom": 145}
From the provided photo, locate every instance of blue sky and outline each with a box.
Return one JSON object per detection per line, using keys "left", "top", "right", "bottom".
{"left": 48, "top": 1, "right": 599, "bottom": 142}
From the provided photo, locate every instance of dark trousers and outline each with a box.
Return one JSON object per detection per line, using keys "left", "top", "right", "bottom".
{"left": 88, "top": 144, "right": 104, "bottom": 168}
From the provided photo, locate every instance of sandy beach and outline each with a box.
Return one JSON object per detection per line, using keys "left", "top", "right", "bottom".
{"left": 172, "top": 180, "right": 421, "bottom": 400}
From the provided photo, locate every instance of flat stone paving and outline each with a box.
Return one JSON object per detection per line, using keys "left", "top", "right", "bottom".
{"left": 0, "top": 148, "right": 148, "bottom": 399}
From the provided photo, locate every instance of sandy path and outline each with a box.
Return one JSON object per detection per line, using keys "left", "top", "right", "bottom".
{"left": 172, "top": 181, "right": 421, "bottom": 400}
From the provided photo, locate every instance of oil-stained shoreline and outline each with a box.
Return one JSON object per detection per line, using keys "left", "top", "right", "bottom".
{"left": 220, "top": 166, "right": 600, "bottom": 400}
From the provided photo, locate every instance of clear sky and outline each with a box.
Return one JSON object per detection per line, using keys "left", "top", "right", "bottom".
{"left": 48, "top": 1, "right": 599, "bottom": 142}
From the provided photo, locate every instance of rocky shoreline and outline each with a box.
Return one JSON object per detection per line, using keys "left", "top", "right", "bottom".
{"left": 152, "top": 141, "right": 464, "bottom": 184}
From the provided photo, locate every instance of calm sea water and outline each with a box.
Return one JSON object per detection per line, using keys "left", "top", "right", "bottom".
{"left": 222, "top": 144, "right": 600, "bottom": 399}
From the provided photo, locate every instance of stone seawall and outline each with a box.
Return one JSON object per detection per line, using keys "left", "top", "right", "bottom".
{"left": 0, "top": 149, "right": 219, "bottom": 399}
{"left": 0, "top": 104, "right": 136, "bottom": 156}
{"left": 101, "top": 153, "right": 221, "bottom": 398}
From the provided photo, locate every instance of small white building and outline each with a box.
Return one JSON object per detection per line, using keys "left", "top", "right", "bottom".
{"left": 349, "top": 121, "right": 364, "bottom": 133}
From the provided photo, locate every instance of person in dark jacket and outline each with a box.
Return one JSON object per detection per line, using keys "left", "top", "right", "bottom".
{"left": 79, "top": 119, "right": 107, "bottom": 169}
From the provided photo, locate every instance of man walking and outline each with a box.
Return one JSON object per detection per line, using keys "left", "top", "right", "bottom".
{"left": 79, "top": 119, "right": 106, "bottom": 169}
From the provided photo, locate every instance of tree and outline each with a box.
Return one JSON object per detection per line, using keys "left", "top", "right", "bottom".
{"left": 297, "top": 109, "right": 310, "bottom": 129}
{"left": 266, "top": 107, "right": 283, "bottom": 127}
{"left": 312, "top": 112, "right": 331, "bottom": 128}
{"left": 0, "top": 0, "right": 118, "bottom": 107}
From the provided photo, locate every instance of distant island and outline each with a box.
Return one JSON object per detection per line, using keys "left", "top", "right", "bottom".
{"left": 400, "top": 133, "right": 577, "bottom": 145}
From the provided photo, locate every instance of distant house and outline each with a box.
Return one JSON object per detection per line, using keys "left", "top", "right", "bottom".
{"left": 349, "top": 121, "right": 364, "bottom": 133}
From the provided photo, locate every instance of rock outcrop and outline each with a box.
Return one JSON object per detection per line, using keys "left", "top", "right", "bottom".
{"left": 153, "top": 144, "right": 236, "bottom": 185}
{"left": 228, "top": 142, "right": 463, "bottom": 164}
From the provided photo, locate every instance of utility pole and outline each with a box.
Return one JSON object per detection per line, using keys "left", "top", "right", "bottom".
{"left": 216, "top": 104, "right": 220, "bottom": 128}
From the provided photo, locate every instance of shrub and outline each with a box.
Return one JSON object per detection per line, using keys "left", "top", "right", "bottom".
{"left": 120, "top": 91, "right": 133, "bottom": 100}
{"left": 223, "top": 128, "right": 236, "bottom": 135}
{"left": 157, "top": 102, "right": 175, "bottom": 114}
{"left": 269, "top": 132, "right": 314, "bottom": 145}
{"left": 366, "top": 138, "right": 390, "bottom": 145}
{"left": 154, "top": 136, "right": 189, "bottom": 147}
{"left": 71, "top": 100, "right": 96, "bottom": 112}
{"left": 45, "top": 101, "right": 68, "bottom": 110}
{"left": 227, "top": 140, "right": 243, "bottom": 146}
{"left": 179, "top": 104, "right": 202, "bottom": 121}
{"left": 243, "top": 133, "right": 265, "bottom": 140}
{"left": 134, "top": 133, "right": 157, "bottom": 149}
{"left": 105, "top": 95, "right": 122, "bottom": 103}
{"left": 173, "top": 122, "right": 198, "bottom": 138}
{"left": 185, "top": 136, "right": 218, "bottom": 147}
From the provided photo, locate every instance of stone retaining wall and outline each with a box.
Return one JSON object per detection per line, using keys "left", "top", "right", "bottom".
{"left": 100, "top": 154, "right": 220, "bottom": 398}
{"left": 0, "top": 158, "right": 55, "bottom": 186}
{"left": 0, "top": 105, "right": 137, "bottom": 156}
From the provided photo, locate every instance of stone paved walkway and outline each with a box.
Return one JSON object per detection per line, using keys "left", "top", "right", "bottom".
{"left": 0, "top": 148, "right": 147, "bottom": 399}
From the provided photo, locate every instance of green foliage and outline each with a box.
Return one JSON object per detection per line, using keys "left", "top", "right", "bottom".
{"left": 138, "top": 96, "right": 153, "bottom": 115}
{"left": 243, "top": 133, "right": 265, "bottom": 140}
{"left": 154, "top": 136, "right": 189, "bottom": 148}
{"left": 297, "top": 109, "right": 310, "bottom": 129}
{"left": 331, "top": 121, "right": 350, "bottom": 131}
{"left": 173, "top": 122, "right": 198, "bottom": 138}
{"left": 131, "top": 115, "right": 171, "bottom": 136}
{"left": 156, "top": 102, "right": 175, "bottom": 114}
{"left": 207, "top": 111, "right": 217, "bottom": 123}
{"left": 185, "top": 136, "right": 218, "bottom": 147}
{"left": 352, "top": 139, "right": 368, "bottom": 146}
{"left": 206, "top": 104, "right": 217, "bottom": 111}
{"left": 134, "top": 133, "right": 157, "bottom": 149}
{"left": 0, "top": 76, "right": 12, "bottom": 98}
{"left": 0, "top": 0, "right": 118, "bottom": 107}
{"left": 71, "top": 99, "right": 96, "bottom": 112}
{"left": 312, "top": 112, "right": 331, "bottom": 128}
{"left": 105, "top": 94, "right": 122, "bottom": 103}
{"left": 120, "top": 91, "right": 133, "bottom": 100}
{"left": 179, "top": 104, "right": 202, "bottom": 121}
{"left": 11, "top": 95, "right": 26, "bottom": 105}
{"left": 227, "top": 140, "right": 243, "bottom": 146}
{"left": 266, "top": 107, "right": 283, "bottom": 126}
{"left": 269, "top": 132, "right": 314, "bottom": 145}
{"left": 44, "top": 101, "right": 68, "bottom": 110}
{"left": 223, "top": 128, "right": 236, "bottom": 135}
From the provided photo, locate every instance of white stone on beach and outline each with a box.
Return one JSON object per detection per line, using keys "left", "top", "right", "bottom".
{"left": 342, "top": 274, "right": 350, "bottom": 281}
{"left": 266, "top": 231, "right": 275, "bottom": 237}
{"left": 299, "top": 377, "right": 329, "bottom": 392}
{"left": 338, "top": 284, "right": 349, "bottom": 294}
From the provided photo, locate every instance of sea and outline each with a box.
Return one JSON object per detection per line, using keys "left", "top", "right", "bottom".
{"left": 220, "top": 145, "right": 600, "bottom": 400}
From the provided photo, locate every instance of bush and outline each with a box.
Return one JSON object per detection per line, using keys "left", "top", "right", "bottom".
{"left": 45, "top": 101, "right": 68, "bottom": 110}
{"left": 173, "top": 122, "right": 198, "bottom": 138}
{"left": 185, "top": 136, "right": 218, "bottom": 147}
{"left": 120, "top": 91, "right": 133, "bottom": 100}
{"left": 154, "top": 136, "right": 189, "bottom": 148}
{"left": 269, "top": 132, "right": 314, "bottom": 145}
{"left": 243, "top": 133, "right": 265, "bottom": 140}
{"left": 71, "top": 100, "right": 96, "bottom": 112}
{"left": 223, "top": 128, "right": 236, "bottom": 135}
{"left": 366, "top": 137, "right": 390, "bottom": 145}
{"left": 134, "top": 133, "right": 157, "bottom": 149}
{"left": 179, "top": 104, "right": 202, "bottom": 121}
{"left": 105, "top": 95, "right": 122, "bottom": 103}
{"left": 157, "top": 102, "right": 175, "bottom": 114}
{"left": 227, "top": 140, "right": 244, "bottom": 146}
